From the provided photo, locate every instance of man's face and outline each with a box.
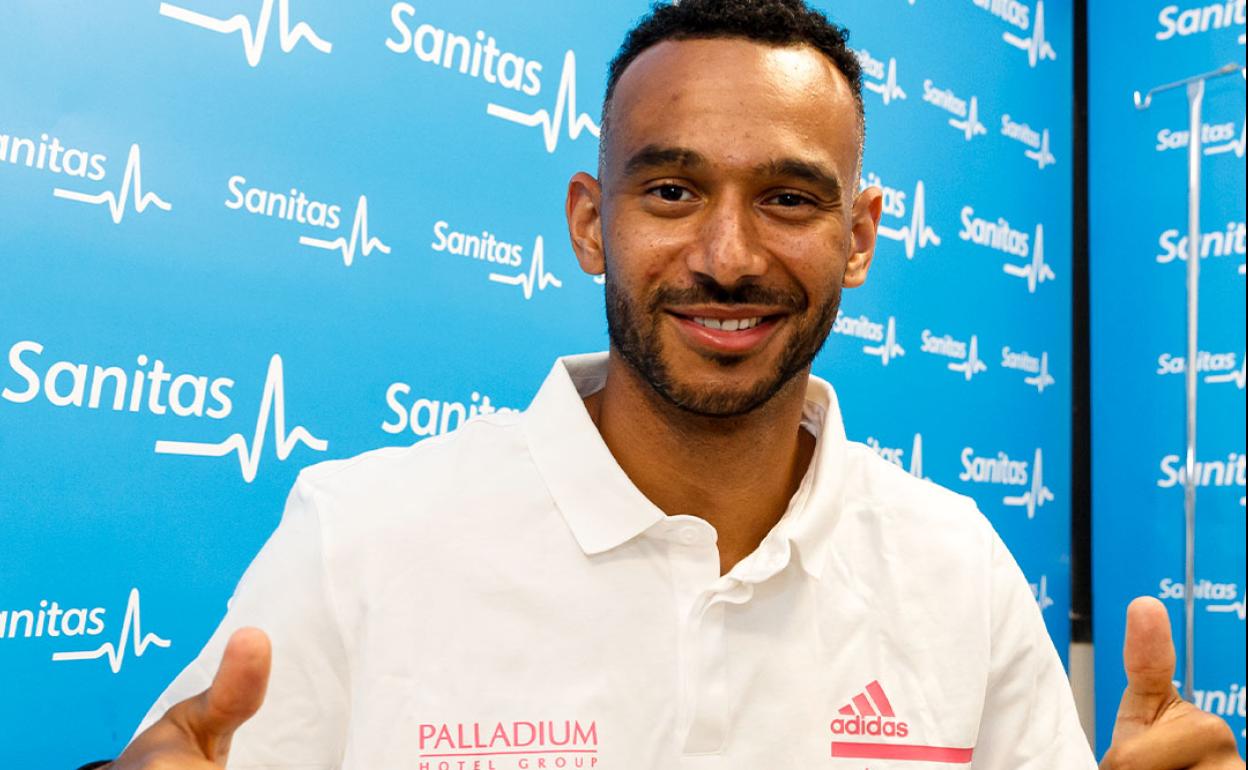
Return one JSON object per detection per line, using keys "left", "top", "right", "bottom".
{"left": 571, "top": 38, "right": 880, "bottom": 417}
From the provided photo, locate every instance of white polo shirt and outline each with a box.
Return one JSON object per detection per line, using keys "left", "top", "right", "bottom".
{"left": 136, "top": 353, "right": 1096, "bottom": 769}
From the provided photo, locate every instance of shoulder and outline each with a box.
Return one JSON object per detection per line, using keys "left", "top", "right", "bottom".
{"left": 837, "top": 440, "right": 996, "bottom": 558}
{"left": 293, "top": 410, "right": 535, "bottom": 521}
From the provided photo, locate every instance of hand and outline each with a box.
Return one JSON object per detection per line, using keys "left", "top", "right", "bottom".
{"left": 1100, "top": 597, "right": 1243, "bottom": 770}
{"left": 109, "top": 627, "right": 272, "bottom": 769}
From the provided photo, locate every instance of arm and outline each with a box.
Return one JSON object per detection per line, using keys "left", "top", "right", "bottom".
{"left": 108, "top": 476, "right": 351, "bottom": 769}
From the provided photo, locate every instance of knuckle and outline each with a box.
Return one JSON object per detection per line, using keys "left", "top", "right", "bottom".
{"left": 1100, "top": 744, "right": 1142, "bottom": 770}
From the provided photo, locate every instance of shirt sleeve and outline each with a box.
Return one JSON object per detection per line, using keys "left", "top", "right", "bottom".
{"left": 129, "top": 475, "right": 350, "bottom": 769}
{"left": 971, "top": 530, "right": 1098, "bottom": 769}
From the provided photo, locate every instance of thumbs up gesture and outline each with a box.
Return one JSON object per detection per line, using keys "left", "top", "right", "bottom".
{"left": 109, "top": 627, "right": 272, "bottom": 769}
{"left": 1101, "top": 597, "right": 1243, "bottom": 769}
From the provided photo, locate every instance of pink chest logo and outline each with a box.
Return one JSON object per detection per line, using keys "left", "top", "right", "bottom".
{"left": 417, "top": 720, "right": 599, "bottom": 770}
{"left": 830, "top": 680, "right": 973, "bottom": 764}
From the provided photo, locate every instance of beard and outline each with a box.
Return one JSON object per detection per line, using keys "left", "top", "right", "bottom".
{"left": 605, "top": 268, "right": 842, "bottom": 418}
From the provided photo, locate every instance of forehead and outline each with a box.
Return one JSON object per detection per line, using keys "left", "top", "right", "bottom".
{"left": 606, "top": 38, "right": 860, "bottom": 180}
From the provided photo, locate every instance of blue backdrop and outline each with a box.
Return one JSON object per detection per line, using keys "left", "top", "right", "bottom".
{"left": 0, "top": 1, "right": 1073, "bottom": 765}
{"left": 1089, "top": 0, "right": 1246, "bottom": 758}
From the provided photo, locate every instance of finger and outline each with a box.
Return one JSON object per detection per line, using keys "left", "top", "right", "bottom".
{"left": 1103, "top": 702, "right": 1240, "bottom": 770}
{"left": 183, "top": 627, "right": 272, "bottom": 749}
{"left": 1120, "top": 597, "right": 1179, "bottom": 717}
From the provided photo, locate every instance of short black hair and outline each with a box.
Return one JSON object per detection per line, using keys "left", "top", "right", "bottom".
{"left": 601, "top": 0, "right": 865, "bottom": 165}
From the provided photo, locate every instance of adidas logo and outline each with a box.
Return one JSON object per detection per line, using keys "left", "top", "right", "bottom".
{"left": 829, "top": 680, "right": 975, "bottom": 763}
{"left": 830, "top": 680, "right": 910, "bottom": 738}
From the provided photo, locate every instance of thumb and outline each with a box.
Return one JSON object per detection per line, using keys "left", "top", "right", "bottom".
{"left": 1113, "top": 597, "right": 1180, "bottom": 742}
{"left": 181, "top": 627, "right": 272, "bottom": 760}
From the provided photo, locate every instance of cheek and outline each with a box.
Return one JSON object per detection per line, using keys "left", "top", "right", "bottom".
{"left": 606, "top": 218, "right": 686, "bottom": 283}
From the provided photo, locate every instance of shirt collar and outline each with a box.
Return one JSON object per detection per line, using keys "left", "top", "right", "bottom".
{"left": 522, "top": 353, "right": 847, "bottom": 579}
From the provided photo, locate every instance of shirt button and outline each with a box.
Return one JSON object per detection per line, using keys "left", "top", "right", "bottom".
{"left": 679, "top": 527, "right": 700, "bottom": 545}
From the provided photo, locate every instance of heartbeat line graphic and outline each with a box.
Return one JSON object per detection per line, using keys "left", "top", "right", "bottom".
{"left": 1025, "top": 352, "right": 1055, "bottom": 393}
{"left": 489, "top": 235, "right": 562, "bottom": 299}
{"left": 877, "top": 180, "right": 941, "bottom": 258}
{"left": 1204, "top": 359, "right": 1246, "bottom": 389}
{"left": 1026, "top": 129, "right": 1056, "bottom": 169}
{"left": 863, "top": 317, "right": 905, "bottom": 366}
{"left": 1031, "top": 575, "right": 1055, "bottom": 612}
{"left": 1207, "top": 600, "right": 1247, "bottom": 620}
{"left": 51, "top": 589, "right": 171, "bottom": 674}
{"left": 159, "top": 0, "right": 332, "bottom": 68}
{"left": 298, "top": 195, "right": 390, "bottom": 267}
{"left": 908, "top": 433, "right": 927, "bottom": 479}
{"left": 864, "top": 58, "right": 906, "bottom": 105}
{"left": 1206, "top": 119, "right": 1246, "bottom": 158}
{"left": 1003, "top": 224, "right": 1055, "bottom": 293}
{"left": 1003, "top": 0, "right": 1056, "bottom": 67}
{"left": 487, "top": 50, "right": 600, "bottom": 154}
{"left": 948, "top": 335, "right": 988, "bottom": 381}
{"left": 53, "top": 144, "right": 171, "bottom": 225}
{"left": 154, "top": 354, "right": 328, "bottom": 483}
{"left": 949, "top": 96, "right": 987, "bottom": 141}
{"left": 1003, "top": 448, "right": 1054, "bottom": 519}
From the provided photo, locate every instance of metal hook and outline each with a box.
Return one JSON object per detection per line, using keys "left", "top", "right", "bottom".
{"left": 1134, "top": 62, "right": 1244, "bottom": 110}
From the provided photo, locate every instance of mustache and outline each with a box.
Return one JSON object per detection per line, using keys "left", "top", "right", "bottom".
{"left": 649, "top": 281, "right": 806, "bottom": 312}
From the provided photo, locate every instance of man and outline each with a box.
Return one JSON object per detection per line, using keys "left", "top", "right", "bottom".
{"left": 98, "top": 1, "right": 1243, "bottom": 768}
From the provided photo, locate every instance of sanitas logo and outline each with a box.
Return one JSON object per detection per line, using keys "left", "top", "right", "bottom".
{"left": 922, "top": 79, "right": 986, "bottom": 141}
{"left": 865, "top": 432, "right": 927, "bottom": 479}
{"left": 855, "top": 48, "right": 906, "bottom": 106}
{"left": 0, "top": 588, "right": 170, "bottom": 674}
{"left": 430, "top": 220, "right": 561, "bottom": 299}
{"left": 1031, "top": 574, "right": 1055, "bottom": 612}
{"left": 1002, "top": 0, "right": 1057, "bottom": 67}
{"left": 868, "top": 173, "right": 941, "bottom": 259}
{"left": 1158, "top": 577, "right": 1245, "bottom": 620}
{"left": 1156, "top": 118, "right": 1245, "bottom": 158}
{"left": 159, "top": 0, "right": 332, "bottom": 68}
{"left": 1156, "top": 221, "right": 1246, "bottom": 270}
{"left": 1001, "top": 114, "right": 1056, "bottom": 169}
{"left": 1156, "top": 350, "right": 1239, "bottom": 381}
{"left": 834, "top": 313, "right": 904, "bottom": 366}
{"left": 224, "top": 175, "right": 391, "bottom": 267}
{"left": 830, "top": 680, "right": 973, "bottom": 762}
{"left": 52, "top": 143, "right": 171, "bottom": 225}
{"left": 1157, "top": 452, "right": 1246, "bottom": 490}
{"left": 1, "top": 129, "right": 107, "bottom": 183}
{"left": 154, "top": 354, "right": 327, "bottom": 483}
{"left": 1002, "top": 347, "right": 1054, "bottom": 393}
{"left": 970, "top": 0, "right": 1031, "bottom": 29}
{"left": 960, "top": 446, "right": 1053, "bottom": 518}
{"left": 959, "top": 206, "right": 1054, "bottom": 293}
{"left": 384, "top": 5, "right": 598, "bottom": 154}
{"left": 1156, "top": 1, "right": 1247, "bottom": 42}
{"left": 4, "top": 340, "right": 233, "bottom": 419}
{"left": 382, "top": 383, "right": 518, "bottom": 437}
{"left": 920, "top": 329, "right": 988, "bottom": 381}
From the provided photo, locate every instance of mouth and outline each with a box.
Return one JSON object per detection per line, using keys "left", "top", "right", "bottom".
{"left": 665, "top": 307, "right": 789, "bottom": 355}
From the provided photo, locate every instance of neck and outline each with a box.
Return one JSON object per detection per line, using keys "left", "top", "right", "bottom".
{"left": 585, "top": 351, "right": 816, "bottom": 575}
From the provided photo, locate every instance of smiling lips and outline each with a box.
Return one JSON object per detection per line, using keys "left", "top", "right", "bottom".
{"left": 668, "top": 309, "right": 786, "bottom": 354}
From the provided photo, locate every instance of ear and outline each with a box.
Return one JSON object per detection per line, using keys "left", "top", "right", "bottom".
{"left": 844, "top": 184, "right": 883, "bottom": 289}
{"left": 566, "top": 171, "right": 605, "bottom": 277}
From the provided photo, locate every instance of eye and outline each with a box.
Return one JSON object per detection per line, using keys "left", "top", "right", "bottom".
{"left": 648, "top": 184, "right": 695, "bottom": 203}
{"left": 765, "top": 191, "right": 817, "bottom": 208}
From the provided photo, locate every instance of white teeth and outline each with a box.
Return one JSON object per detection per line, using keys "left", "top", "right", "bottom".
{"left": 692, "top": 316, "right": 762, "bottom": 331}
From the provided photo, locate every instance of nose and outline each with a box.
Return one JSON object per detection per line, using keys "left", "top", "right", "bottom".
{"left": 687, "top": 196, "right": 767, "bottom": 288}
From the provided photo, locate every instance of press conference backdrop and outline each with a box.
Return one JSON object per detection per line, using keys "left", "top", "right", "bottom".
{"left": 0, "top": 1, "right": 1071, "bottom": 764}
{"left": 1089, "top": 1, "right": 1247, "bottom": 758}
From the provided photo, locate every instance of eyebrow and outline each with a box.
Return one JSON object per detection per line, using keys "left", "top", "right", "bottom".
{"left": 622, "top": 144, "right": 843, "bottom": 200}
{"left": 623, "top": 144, "right": 709, "bottom": 176}
{"left": 757, "top": 158, "right": 842, "bottom": 200}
